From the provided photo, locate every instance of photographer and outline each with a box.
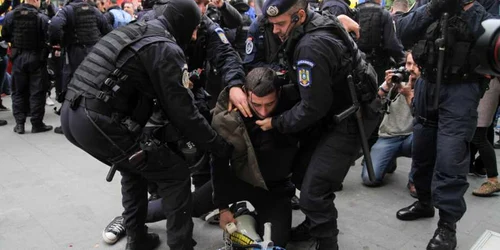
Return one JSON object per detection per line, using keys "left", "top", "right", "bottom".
{"left": 362, "top": 51, "right": 419, "bottom": 195}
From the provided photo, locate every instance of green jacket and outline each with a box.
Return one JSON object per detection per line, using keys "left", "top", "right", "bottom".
{"left": 211, "top": 88, "right": 268, "bottom": 191}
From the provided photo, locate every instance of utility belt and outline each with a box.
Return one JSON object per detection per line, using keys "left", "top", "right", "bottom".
{"left": 10, "top": 47, "right": 47, "bottom": 60}
{"left": 65, "top": 87, "right": 115, "bottom": 117}
{"left": 416, "top": 115, "right": 438, "bottom": 128}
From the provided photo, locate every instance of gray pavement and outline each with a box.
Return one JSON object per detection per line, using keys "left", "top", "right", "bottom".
{"left": 0, "top": 95, "right": 499, "bottom": 250}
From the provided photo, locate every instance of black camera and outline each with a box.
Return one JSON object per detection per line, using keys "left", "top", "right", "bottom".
{"left": 206, "top": 5, "right": 221, "bottom": 24}
{"left": 474, "top": 19, "right": 500, "bottom": 77}
{"left": 389, "top": 66, "right": 410, "bottom": 84}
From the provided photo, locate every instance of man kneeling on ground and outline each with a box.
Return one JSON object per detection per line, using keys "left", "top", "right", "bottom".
{"left": 103, "top": 67, "right": 300, "bottom": 247}
{"left": 361, "top": 51, "right": 420, "bottom": 198}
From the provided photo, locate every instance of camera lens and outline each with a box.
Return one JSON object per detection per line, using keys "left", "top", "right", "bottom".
{"left": 474, "top": 19, "right": 500, "bottom": 76}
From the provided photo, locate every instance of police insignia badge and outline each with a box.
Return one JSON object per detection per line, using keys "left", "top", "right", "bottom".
{"left": 266, "top": 5, "right": 279, "bottom": 17}
{"left": 215, "top": 28, "right": 230, "bottom": 44}
{"left": 298, "top": 68, "right": 311, "bottom": 87}
{"left": 245, "top": 37, "right": 254, "bottom": 55}
{"left": 182, "top": 64, "right": 190, "bottom": 89}
{"left": 297, "top": 60, "right": 315, "bottom": 87}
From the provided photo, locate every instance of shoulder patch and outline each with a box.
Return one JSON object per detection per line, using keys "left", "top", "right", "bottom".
{"left": 297, "top": 66, "right": 312, "bottom": 88}
{"left": 215, "top": 27, "right": 229, "bottom": 44}
{"left": 245, "top": 37, "right": 254, "bottom": 55}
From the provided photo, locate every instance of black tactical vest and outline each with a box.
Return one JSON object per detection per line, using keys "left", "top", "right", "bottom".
{"left": 412, "top": 15, "right": 481, "bottom": 83}
{"left": 286, "top": 12, "right": 378, "bottom": 112}
{"left": 257, "top": 16, "right": 285, "bottom": 68}
{"left": 69, "top": 3, "right": 100, "bottom": 45}
{"left": 357, "top": 2, "right": 384, "bottom": 54}
{"left": 233, "top": 13, "right": 252, "bottom": 59}
{"left": 66, "top": 21, "right": 174, "bottom": 109}
{"left": 12, "top": 7, "right": 41, "bottom": 50}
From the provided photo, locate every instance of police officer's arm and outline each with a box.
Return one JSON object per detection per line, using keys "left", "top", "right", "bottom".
{"left": 95, "top": 9, "right": 113, "bottom": 35}
{"left": 396, "top": 5, "right": 436, "bottom": 47}
{"left": 0, "top": 0, "right": 12, "bottom": 15}
{"left": 1, "top": 12, "right": 14, "bottom": 42}
{"left": 48, "top": 8, "right": 68, "bottom": 45}
{"left": 143, "top": 43, "right": 227, "bottom": 152}
{"left": 206, "top": 21, "right": 246, "bottom": 88}
{"left": 218, "top": 1, "right": 242, "bottom": 29}
{"left": 382, "top": 12, "right": 405, "bottom": 64}
{"left": 271, "top": 39, "right": 336, "bottom": 134}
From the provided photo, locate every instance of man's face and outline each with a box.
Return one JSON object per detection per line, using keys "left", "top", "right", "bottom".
{"left": 405, "top": 53, "right": 420, "bottom": 79}
{"left": 248, "top": 91, "right": 278, "bottom": 119}
{"left": 195, "top": 0, "right": 209, "bottom": 15}
{"left": 268, "top": 13, "right": 294, "bottom": 42}
{"left": 97, "top": 1, "right": 105, "bottom": 12}
{"left": 124, "top": 3, "right": 134, "bottom": 16}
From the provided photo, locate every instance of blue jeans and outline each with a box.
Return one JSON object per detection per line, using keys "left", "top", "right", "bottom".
{"left": 361, "top": 134, "right": 413, "bottom": 186}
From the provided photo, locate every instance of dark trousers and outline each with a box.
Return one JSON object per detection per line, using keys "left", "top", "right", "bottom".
{"left": 47, "top": 50, "right": 64, "bottom": 102}
{"left": 146, "top": 177, "right": 294, "bottom": 248}
{"left": 412, "top": 80, "right": 480, "bottom": 224}
{"left": 11, "top": 51, "right": 48, "bottom": 125}
{"left": 471, "top": 127, "right": 498, "bottom": 177}
{"left": 62, "top": 46, "right": 92, "bottom": 96}
{"left": 299, "top": 118, "right": 362, "bottom": 240}
{"left": 60, "top": 102, "right": 194, "bottom": 250}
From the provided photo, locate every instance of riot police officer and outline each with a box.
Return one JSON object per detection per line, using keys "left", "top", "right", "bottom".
{"left": 395, "top": 0, "right": 492, "bottom": 249}
{"left": 228, "top": 0, "right": 253, "bottom": 59}
{"left": 320, "top": 0, "right": 357, "bottom": 21}
{"left": 60, "top": 0, "right": 232, "bottom": 249}
{"left": 2, "top": 0, "right": 52, "bottom": 134}
{"left": 324, "top": 0, "right": 405, "bottom": 84}
{"left": 232, "top": 0, "right": 378, "bottom": 249}
{"left": 49, "top": 0, "right": 112, "bottom": 133}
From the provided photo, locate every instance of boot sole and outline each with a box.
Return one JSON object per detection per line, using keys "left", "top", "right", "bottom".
{"left": 396, "top": 213, "right": 435, "bottom": 221}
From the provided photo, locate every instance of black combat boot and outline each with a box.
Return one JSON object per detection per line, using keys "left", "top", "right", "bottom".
{"left": 397, "top": 201, "right": 435, "bottom": 221}
{"left": 426, "top": 221, "right": 457, "bottom": 250}
{"left": 14, "top": 124, "right": 25, "bottom": 134}
{"left": 0, "top": 120, "right": 7, "bottom": 126}
{"left": 315, "top": 237, "right": 339, "bottom": 250}
{"left": 32, "top": 123, "right": 53, "bottom": 133}
{"left": 125, "top": 227, "right": 160, "bottom": 250}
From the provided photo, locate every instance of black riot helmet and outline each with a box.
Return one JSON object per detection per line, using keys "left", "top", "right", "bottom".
{"left": 162, "top": 0, "right": 201, "bottom": 47}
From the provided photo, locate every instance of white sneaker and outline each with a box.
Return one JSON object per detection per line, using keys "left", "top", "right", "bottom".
{"left": 102, "top": 216, "right": 125, "bottom": 244}
{"left": 46, "top": 97, "right": 55, "bottom": 106}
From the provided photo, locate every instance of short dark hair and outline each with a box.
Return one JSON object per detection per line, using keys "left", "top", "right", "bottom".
{"left": 245, "top": 67, "right": 278, "bottom": 97}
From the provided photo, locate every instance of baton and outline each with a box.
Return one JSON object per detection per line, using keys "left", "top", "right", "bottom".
{"left": 106, "top": 164, "right": 118, "bottom": 182}
{"left": 335, "top": 75, "right": 376, "bottom": 182}
{"left": 434, "top": 13, "right": 449, "bottom": 110}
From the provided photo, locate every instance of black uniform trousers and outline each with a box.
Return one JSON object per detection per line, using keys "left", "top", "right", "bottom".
{"left": 146, "top": 174, "right": 294, "bottom": 248}
{"left": 11, "top": 50, "right": 48, "bottom": 125}
{"left": 412, "top": 79, "right": 480, "bottom": 224}
{"left": 62, "top": 45, "right": 93, "bottom": 96}
{"left": 299, "top": 117, "right": 362, "bottom": 240}
{"left": 60, "top": 100, "right": 194, "bottom": 250}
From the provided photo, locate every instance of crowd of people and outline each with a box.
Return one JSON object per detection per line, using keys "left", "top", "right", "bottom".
{"left": 0, "top": 0, "right": 499, "bottom": 249}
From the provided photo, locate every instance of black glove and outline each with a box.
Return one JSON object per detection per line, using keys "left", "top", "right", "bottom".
{"left": 427, "top": 0, "right": 460, "bottom": 18}
{"left": 211, "top": 135, "right": 234, "bottom": 158}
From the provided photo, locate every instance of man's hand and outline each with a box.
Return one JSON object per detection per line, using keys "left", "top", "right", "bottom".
{"left": 384, "top": 70, "right": 395, "bottom": 89}
{"left": 255, "top": 117, "right": 273, "bottom": 131}
{"left": 228, "top": 87, "right": 252, "bottom": 117}
{"left": 210, "top": 0, "right": 225, "bottom": 8}
{"left": 337, "top": 14, "right": 360, "bottom": 39}
{"left": 219, "top": 209, "right": 236, "bottom": 230}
